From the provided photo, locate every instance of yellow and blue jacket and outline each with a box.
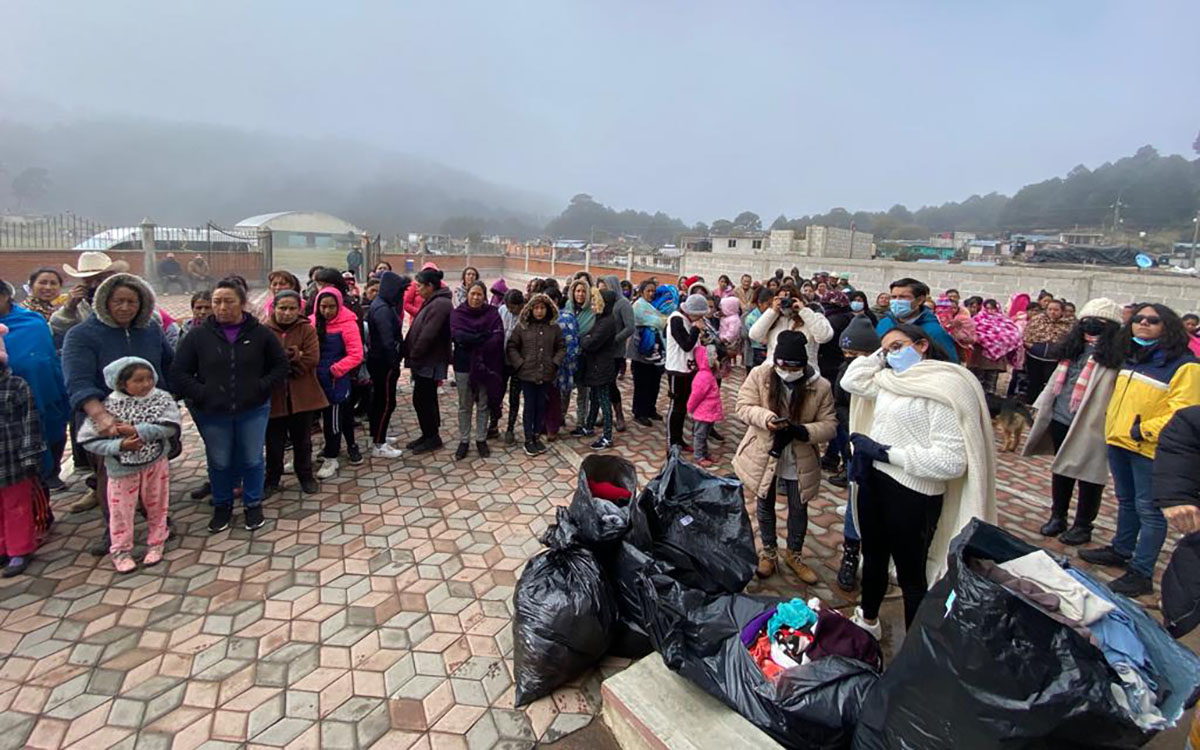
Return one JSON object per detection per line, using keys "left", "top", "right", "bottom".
{"left": 1105, "top": 348, "right": 1200, "bottom": 459}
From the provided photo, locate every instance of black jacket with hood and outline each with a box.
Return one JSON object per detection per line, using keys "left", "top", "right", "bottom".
{"left": 580, "top": 290, "right": 621, "bottom": 387}
{"left": 367, "top": 272, "right": 408, "bottom": 369}
{"left": 171, "top": 312, "right": 289, "bottom": 415}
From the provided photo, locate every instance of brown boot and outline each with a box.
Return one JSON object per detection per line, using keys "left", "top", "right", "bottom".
{"left": 69, "top": 490, "right": 99, "bottom": 513}
{"left": 756, "top": 547, "right": 777, "bottom": 579}
{"left": 781, "top": 549, "right": 820, "bottom": 585}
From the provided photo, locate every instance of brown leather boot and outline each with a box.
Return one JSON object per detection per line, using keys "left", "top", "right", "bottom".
{"left": 781, "top": 549, "right": 820, "bottom": 585}
{"left": 756, "top": 547, "right": 777, "bottom": 578}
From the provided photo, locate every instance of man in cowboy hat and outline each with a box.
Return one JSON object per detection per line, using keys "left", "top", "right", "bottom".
{"left": 51, "top": 252, "right": 131, "bottom": 341}
{"left": 157, "top": 252, "right": 186, "bottom": 294}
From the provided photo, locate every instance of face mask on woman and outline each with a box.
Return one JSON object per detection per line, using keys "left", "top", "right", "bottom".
{"left": 885, "top": 345, "right": 923, "bottom": 373}
{"left": 1132, "top": 336, "right": 1159, "bottom": 348}
{"left": 1079, "top": 317, "right": 1107, "bottom": 336}
{"left": 775, "top": 367, "right": 805, "bottom": 383}
{"left": 850, "top": 300, "right": 865, "bottom": 312}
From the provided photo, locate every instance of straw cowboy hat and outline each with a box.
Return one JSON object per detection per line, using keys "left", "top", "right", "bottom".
{"left": 63, "top": 251, "right": 130, "bottom": 278}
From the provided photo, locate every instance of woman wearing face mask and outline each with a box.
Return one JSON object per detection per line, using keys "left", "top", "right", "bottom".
{"left": 1081, "top": 303, "right": 1200, "bottom": 597}
{"left": 749, "top": 289, "right": 833, "bottom": 373}
{"left": 847, "top": 291, "right": 878, "bottom": 327}
{"left": 842, "top": 323, "right": 996, "bottom": 637}
{"left": 1023, "top": 299, "right": 1124, "bottom": 545}
{"left": 733, "top": 330, "right": 837, "bottom": 583}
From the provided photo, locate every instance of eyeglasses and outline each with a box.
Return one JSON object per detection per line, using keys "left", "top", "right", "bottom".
{"left": 1131, "top": 315, "right": 1162, "bottom": 325}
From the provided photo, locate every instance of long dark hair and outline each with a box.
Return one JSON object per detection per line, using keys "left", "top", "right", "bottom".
{"left": 767, "top": 367, "right": 811, "bottom": 423}
{"left": 1051, "top": 318, "right": 1124, "bottom": 369}
{"left": 1124, "top": 303, "right": 1192, "bottom": 361}
{"left": 883, "top": 323, "right": 952, "bottom": 362}
{"left": 313, "top": 289, "right": 339, "bottom": 339}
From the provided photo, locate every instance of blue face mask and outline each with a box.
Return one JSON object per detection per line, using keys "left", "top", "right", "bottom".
{"left": 889, "top": 298, "right": 913, "bottom": 318}
{"left": 850, "top": 300, "right": 865, "bottom": 312}
{"left": 1132, "top": 336, "right": 1158, "bottom": 348}
{"left": 886, "top": 345, "right": 923, "bottom": 373}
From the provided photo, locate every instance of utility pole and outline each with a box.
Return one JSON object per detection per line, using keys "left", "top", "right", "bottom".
{"left": 1109, "top": 191, "right": 1126, "bottom": 234}
{"left": 1191, "top": 210, "right": 1199, "bottom": 269}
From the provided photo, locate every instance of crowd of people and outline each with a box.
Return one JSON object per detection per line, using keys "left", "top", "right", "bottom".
{"left": 0, "top": 252, "right": 1197, "bottom": 640}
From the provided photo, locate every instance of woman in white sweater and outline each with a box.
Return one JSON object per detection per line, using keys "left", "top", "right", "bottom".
{"left": 841, "top": 322, "right": 995, "bottom": 637}
{"left": 749, "top": 289, "right": 834, "bottom": 366}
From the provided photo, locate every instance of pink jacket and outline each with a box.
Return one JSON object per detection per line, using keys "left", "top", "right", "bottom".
{"left": 718, "top": 296, "right": 742, "bottom": 344}
{"left": 687, "top": 346, "right": 724, "bottom": 423}
{"left": 403, "top": 261, "right": 441, "bottom": 325}
{"left": 1189, "top": 335, "right": 1200, "bottom": 358}
{"left": 308, "top": 286, "right": 363, "bottom": 378}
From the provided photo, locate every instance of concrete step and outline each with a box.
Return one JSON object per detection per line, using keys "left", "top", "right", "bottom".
{"left": 601, "top": 655, "right": 783, "bottom": 750}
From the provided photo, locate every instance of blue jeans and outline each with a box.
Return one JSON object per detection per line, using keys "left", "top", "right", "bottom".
{"left": 1108, "top": 445, "right": 1164, "bottom": 578}
{"left": 193, "top": 403, "right": 271, "bottom": 509}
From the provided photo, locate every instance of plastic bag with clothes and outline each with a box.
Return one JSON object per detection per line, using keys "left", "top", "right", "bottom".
{"left": 566, "top": 454, "right": 642, "bottom": 547}
{"left": 853, "top": 519, "right": 1200, "bottom": 750}
{"left": 634, "top": 450, "right": 757, "bottom": 594}
{"left": 512, "top": 510, "right": 618, "bottom": 706}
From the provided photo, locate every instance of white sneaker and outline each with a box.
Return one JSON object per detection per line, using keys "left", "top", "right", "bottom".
{"left": 835, "top": 504, "right": 847, "bottom": 518}
{"left": 371, "top": 444, "right": 403, "bottom": 459}
{"left": 851, "top": 607, "right": 882, "bottom": 640}
{"left": 315, "top": 459, "right": 339, "bottom": 479}
{"left": 283, "top": 460, "right": 294, "bottom": 474}
{"left": 386, "top": 435, "right": 402, "bottom": 444}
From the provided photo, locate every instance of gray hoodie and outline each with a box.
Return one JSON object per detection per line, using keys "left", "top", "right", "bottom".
{"left": 600, "top": 274, "right": 634, "bottom": 350}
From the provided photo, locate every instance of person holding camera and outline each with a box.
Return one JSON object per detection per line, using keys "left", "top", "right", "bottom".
{"left": 733, "top": 330, "right": 837, "bottom": 584}
{"left": 749, "top": 288, "right": 833, "bottom": 369}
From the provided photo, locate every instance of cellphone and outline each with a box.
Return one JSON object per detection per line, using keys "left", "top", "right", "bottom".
{"left": 770, "top": 416, "right": 789, "bottom": 425}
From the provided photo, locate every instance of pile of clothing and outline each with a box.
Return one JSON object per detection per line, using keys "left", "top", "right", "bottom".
{"left": 971, "top": 549, "right": 1167, "bottom": 730}
{"left": 745, "top": 598, "right": 883, "bottom": 682}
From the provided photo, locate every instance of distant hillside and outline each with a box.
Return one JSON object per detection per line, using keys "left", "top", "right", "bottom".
{"left": 0, "top": 117, "right": 554, "bottom": 235}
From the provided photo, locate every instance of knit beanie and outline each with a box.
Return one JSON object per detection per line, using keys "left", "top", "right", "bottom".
{"left": 1077, "top": 297, "right": 1123, "bottom": 325}
{"left": 681, "top": 293, "right": 709, "bottom": 317}
{"left": 839, "top": 315, "right": 882, "bottom": 352}
{"left": 774, "top": 330, "right": 809, "bottom": 366}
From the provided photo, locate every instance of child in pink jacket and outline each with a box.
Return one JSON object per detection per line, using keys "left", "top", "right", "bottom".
{"left": 687, "top": 344, "right": 725, "bottom": 468}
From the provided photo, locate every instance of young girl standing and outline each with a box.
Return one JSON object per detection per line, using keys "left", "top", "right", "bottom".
{"left": 265, "top": 291, "right": 327, "bottom": 495}
{"left": 506, "top": 293, "right": 565, "bottom": 456}
{"left": 310, "top": 287, "right": 364, "bottom": 478}
{"left": 0, "top": 324, "right": 47, "bottom": 578}
{"left": 79, "top": 357, "right": 180, "bottom": 573}
{"left": 687, "top": 344, "right": 724, "bottom": 468}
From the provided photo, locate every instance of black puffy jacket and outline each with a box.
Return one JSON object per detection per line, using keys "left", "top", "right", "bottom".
{"left": 1155, "top": 405, "right": 1200, "bottom": 508}
{"left": 580, "top": 290, "right": 620, "bottom": 387}
{"left": 367, "top": 272, "right": 407, "bottom": 369}
{"left": 170, "top": 314, "right": 288, "bottom": 414}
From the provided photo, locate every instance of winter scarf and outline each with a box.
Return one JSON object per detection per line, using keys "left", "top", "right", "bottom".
{"left": 849, "top": 359, "right": 997, "bottom": 581}
{"left": 1052, "top": 356, "right": 1098, "bottom": 414}
{"left": 449, "top": 302, "right": 506, "bottom": 417}
{"left": 972, "top": 309, "right": 1023, "bottom": 361}
{"left": 565, "top": 280, "right": 595, "bottom": 336}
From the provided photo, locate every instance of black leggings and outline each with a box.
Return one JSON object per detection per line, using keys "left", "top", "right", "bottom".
{"left": 266, "top": 411, "right": 316, "bottom": 483}
{"left": 1048, "top": 420, "right": 1104, "bottom": 529}
{"left": 367, "top": 362, "right": 400, "bottom": 445}
{"left": 321, "top": 402, "right": 357, "bottom": 458}
{"left": 859, "top": 467, "right": 943, "bottom": 628}
{"left": 755, "top": 478, "right": 809, "bottom": 552}
{"left": 1026, "top": 357, "right": 1058, "bottom": 403}
{"left": 666, "top": 371, "right": 694, "bottom": 448}
{"left": 630, "top": 361, "right": 663, "bottom": 419}
{"left": 412, "top": 375, "right": 441, "bottom": 441}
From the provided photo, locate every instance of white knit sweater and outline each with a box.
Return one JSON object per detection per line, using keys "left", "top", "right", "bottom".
{"left": 841, "top": 354, "right": 967, "bottom": 496}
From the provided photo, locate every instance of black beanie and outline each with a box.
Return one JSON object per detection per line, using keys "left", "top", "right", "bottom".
{"left": 839, "top": 315, "right": 882, "bottom": 353}
{"left": 774, "top": 330, "right": 809, "bottom": 366}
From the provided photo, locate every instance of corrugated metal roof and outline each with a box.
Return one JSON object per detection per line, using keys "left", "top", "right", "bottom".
{"left": 74, "top": 227, "right": 257, "bottom": 251}
{"left": 234, "top": 211, "right": 297, "bottom": 228}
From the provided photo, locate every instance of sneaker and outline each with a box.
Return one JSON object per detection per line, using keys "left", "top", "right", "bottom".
{"left": 2, "top": 556, "right": 31, "bottom": 578}
{"left": 589, "top": 437, "right": 613, "bottom": 450}
{"left": 1079, "top": 545, "right": 1131, "bottom": 569}
{"left": 112, "top": 553, "right": 137, "bottom": 575}
{"left": 316, "top": 459, "right": 339, "bottom": 479}
{"left": 851, "top": 607, "right": 882, "bottom": 639}
{"left": 533, "top": 439, "right": 549, "bottom": 455}
{"left": 209, "top": 505, "right": 233, "bottom": 533}
{"left": 780, "top": 549, "right": 820, "bottom": 585}
{"left": 1039, "top": 516, "right": 1068, "bottom": 537}
{"left": 190, "top": 481, "right": 212, "bottom": 500}
{"left": 523, "top": 441, "right": 538, "bottom": 456}
{"left": 828, "top": 471, "right": 848, "bottom": 489}
{"left": 634, "top": 416, "right": 653, "bottom": 427}
{"left": 371, "top": 444, "right": 404, "bottom": 459}
{"left": 69, "top": 491, "right": 99, "bottom": 513}
{"left": 569, "top": 427, "right": 591, "bottom": 437}
{"left": 406, "top": 437, "right": 425, "bottom": 450}
{"left": 454, "top": 442, "right": 470, "bottom": 461}
{"left": 650, "top": 412, "right": 664, "bottom": 421}
{"left": 476, "top": 440, "right": 491, "bottom": 458}
{"left": 504, "top": 431, "right": 516, "bottom": 446}
{"left": 1058, "top": 526, "right": 1092, "bottom": 546}
{"left": 837, "top": 541, "right": 860, "bottom": 592}
{"left": 347, "top": 446, "right": 364, "bottom": 466}
{"left": 300, "top": 478, "right": 320, "bottom": 494}
{"left": 46, "top": 476, "right": 67, "bottom": 492}
{"left": 244, "top": 505, "right": 265, "bottom": 531}
{"left": 756, "top": 548, "right": 777, "bottom": 578}
{"left": 614, "top": 415, "right": 627, "bottom": 433}
{"left": 486, "top": 427, "right": 500, "bottom": 440}
{"left": 143, "top": 545, "right": 164, "bottom": 567}
{"left": 1108, "top": 570, "right": 1153, "bottom": 598}
{"left": 412, "top": 437, "right": 442, "bottom": 455}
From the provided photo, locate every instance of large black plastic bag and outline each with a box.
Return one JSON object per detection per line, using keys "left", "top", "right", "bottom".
{"left": 566, "top": 454, "right": 642, "bottom": 547}
{"left": 512, "top": 510, "right": 618, "bottom": 706}
{"left": 853, "top": 519, "right": 1200, "bottom": 750}
{"left": 636, "top": 450, "right": 756, "bottom": 594}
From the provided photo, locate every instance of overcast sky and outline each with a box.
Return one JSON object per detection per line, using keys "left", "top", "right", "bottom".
{"left": 3, "top": 0, "right": 1198, "bottom": 223}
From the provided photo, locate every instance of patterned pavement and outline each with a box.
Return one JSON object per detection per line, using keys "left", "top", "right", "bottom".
{"left": 0, "top": 292, "right": 1174, "bottom": 749}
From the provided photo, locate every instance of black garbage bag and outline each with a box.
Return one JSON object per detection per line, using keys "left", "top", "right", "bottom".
{"left": 512, "top": 510, "right": 618, "bottom": 706}
{"left": 853, "top": 519, "right": 1200, "bottom": 750}
{"left": 566, "top": 454, "right": 643, "bottom": 547}
{"left": 636, "top": 450, "right": 756, "bottom": 594}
